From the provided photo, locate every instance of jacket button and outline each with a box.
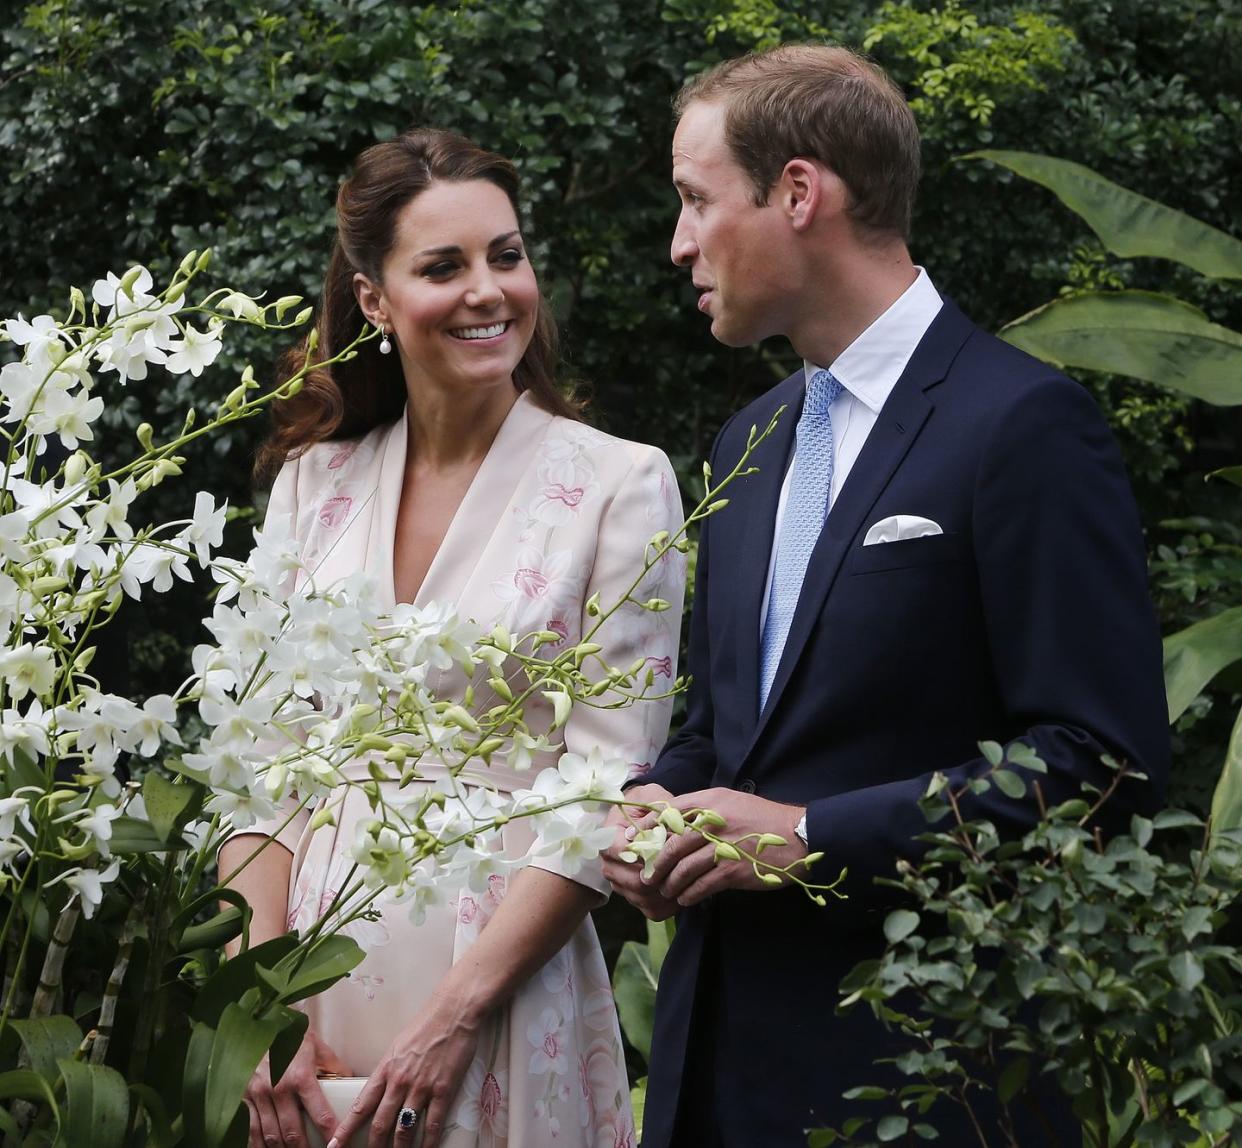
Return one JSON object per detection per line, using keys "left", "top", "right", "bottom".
{"left": 738, "top": 779, "right": 756, "bottom": 794}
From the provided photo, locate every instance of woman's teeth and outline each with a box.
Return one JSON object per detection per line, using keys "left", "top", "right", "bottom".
{"left": 450, "top": 322, "right": 508, "bottom": 340}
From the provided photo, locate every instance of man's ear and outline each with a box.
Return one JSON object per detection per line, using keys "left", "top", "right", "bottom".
{"left": 353, "top": 272, "right": 386, "bottom": 328}
{"left": 781, "top": 158, "right": 848, "bottom": 232}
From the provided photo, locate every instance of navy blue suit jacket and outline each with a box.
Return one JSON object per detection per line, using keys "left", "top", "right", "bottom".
{"left": 638, "top": 300, "right": 1170, "bottom": 1146}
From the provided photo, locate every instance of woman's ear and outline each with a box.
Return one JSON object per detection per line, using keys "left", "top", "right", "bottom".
{"left": 353, "top": 272, "right": 386, "bottom": 328}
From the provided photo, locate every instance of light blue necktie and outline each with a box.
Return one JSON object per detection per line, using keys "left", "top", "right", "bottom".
{"left": 759, "top": 369, "right": 843, "bottom": 712}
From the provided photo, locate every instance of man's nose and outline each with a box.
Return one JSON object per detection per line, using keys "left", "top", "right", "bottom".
{"left": 671, "top": 214, "right": 697, "bottom": 267}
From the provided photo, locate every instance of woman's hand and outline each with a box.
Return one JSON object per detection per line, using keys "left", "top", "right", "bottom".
{"left": 327, "top": 989, "right": 482, "bottom": 1148}
{"left": 246, "top": 1027, "right": 351, "bottom": 1148}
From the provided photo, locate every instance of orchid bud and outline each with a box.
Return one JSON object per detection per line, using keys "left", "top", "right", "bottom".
{"left": 136, "top": 423, "right": 155, "bottom": 451}
{"left": 119, "top": 265, "right": 145, "bottom": 300}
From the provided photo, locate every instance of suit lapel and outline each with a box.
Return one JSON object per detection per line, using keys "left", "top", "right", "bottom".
{"left": 728, "top": 374, "right": 804, "bottom": 731}
{"left": 742, "top": 301, "right": 976, "bottom": 760}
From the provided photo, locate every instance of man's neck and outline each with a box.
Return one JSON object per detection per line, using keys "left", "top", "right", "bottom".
{"left": 790, "top": 242, "right": 918, "bottom": 366}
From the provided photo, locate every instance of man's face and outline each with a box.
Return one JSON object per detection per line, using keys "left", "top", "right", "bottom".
{"left": 671, "top": 100, "right": 788, "bottom": 347}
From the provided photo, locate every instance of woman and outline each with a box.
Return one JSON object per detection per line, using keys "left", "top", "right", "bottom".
{"left": 219, "top": 129, "right": 685, "bottom": 1148}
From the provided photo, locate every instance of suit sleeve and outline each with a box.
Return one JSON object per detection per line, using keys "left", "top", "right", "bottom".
{"left": 632, "top": 415, "right": 741, "bottom": 796}
{"left": 804, "top": 375, "right": 1170, "bottom": 905}
{"left": 528, "top": 445, "right": 688, "bottom": 896}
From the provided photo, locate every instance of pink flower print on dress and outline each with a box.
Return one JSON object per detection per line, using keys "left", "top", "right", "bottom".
{"left": 326, "top": 443, "right": 358, "bottom": 470}
{"left": 486, "top": 873, "right": 507, "bottom": 907}
{"left": 527, "top": 1008, "right": 569, "bottom": 1075}
{"left": 456, "top": 895, "right": 480, "bottom": 925}
{"left": 318, "top": 494, "right": 352, "bottom": 530}
{"left": 349, "top": 972, "right": 385, "bottom": 1001}
{"left": 543, "top": 617, "right": 571, "bottom": 649}
{"left": 531, "top": 455, "right": 599, "bottom": 527}
{"left": 453, "top": 1058, "right": 510, "bottom": 1136}
{"left": 645, "top": 655, "right": 673, "bottom": 680}
{"left": 580, "top": 1038, "right": 626, "bottom": 1132}
{"left": 492, "top": 548, "right": 574, "bottom": 619}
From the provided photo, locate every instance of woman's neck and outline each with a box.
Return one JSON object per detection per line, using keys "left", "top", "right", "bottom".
{"left": 404, "top": 381, "right": 520, "bottom": 470}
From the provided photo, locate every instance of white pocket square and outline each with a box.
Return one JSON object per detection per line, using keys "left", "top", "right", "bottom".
{"left": 863, "top": 515, "right": 944, "bottom": 546}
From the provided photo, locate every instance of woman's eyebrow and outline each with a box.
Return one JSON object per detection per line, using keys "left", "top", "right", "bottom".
{"left": 416, "top": 231, "right": 521, "bottom": 258}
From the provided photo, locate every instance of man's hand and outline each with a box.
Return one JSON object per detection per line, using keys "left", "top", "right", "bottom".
{"left": 602, "top": 783, "right": 682, "bottom": 921}
{"left": 645, "top": 788, "right": 809, "bottom": 907}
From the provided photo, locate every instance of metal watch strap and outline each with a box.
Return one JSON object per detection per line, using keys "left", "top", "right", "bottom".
{"left": 794, "top": 812, "right": 809, "bottom": 848}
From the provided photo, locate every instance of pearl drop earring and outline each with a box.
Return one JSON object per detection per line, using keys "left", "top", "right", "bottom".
{"left": 378, "top": 325, "right": 392, "bottom": 355}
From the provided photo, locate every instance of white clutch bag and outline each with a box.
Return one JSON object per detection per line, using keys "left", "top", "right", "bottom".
{"left": 303, "top": 1077, "right": 425, "bottom": 1148}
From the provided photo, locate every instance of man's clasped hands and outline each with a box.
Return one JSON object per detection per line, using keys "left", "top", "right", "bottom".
{"left": 601, "top": 783, "right": 810, "bottom": 919}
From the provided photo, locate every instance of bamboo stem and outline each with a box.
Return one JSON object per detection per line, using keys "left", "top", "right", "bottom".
{"left": 28, "top": 896, "right": 80, "bottom": 1019}
{"left": 90, "top": 899, "right": 141, "bottom": 1065}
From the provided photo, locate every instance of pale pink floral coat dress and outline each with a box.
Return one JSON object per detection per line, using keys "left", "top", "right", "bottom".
{"left": 240, "top": 392, "right": 685, "bottom": 1148}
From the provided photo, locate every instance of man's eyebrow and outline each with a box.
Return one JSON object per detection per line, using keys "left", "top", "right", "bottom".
{"left": 416, "top": 231, "right": 521, "bottom": 257}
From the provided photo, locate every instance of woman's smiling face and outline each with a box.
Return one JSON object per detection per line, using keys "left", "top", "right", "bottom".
{"left": 359, "top": 178, "right": 539, "bottom": 395}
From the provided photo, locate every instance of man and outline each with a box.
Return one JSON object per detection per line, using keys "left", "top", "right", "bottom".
{"left": 601, "top": 44, "right": 1170, "bottom": 1147}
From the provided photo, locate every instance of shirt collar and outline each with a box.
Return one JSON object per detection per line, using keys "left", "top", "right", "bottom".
{"left": 803, "top": 267, "right": 943, "bottom": 414}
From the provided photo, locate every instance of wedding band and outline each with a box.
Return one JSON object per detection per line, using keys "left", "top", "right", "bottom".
{"left": 397, "top": 1106, "right": 419, "bottom": 1131}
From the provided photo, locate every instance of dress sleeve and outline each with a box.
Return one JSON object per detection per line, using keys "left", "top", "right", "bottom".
{"left": 527, "top": 445, "right": 688, "bottom": 897}
{"left": 226, "top": 454, "right": 313, "bottom": 857}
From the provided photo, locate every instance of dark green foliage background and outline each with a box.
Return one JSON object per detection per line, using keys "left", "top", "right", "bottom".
{"left": 2, "top": 0, "right": 1240, "bottom": 797}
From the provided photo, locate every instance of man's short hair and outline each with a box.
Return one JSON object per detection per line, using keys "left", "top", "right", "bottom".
{"left": 675, "top": 44, "right": 921, "bottom": 241}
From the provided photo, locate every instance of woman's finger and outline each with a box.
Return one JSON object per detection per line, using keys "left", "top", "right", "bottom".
{"left": 328, "top": 1073, "right": 386, "bottom": 1148}
{"left": 366, "top": 1079, "right": 410, "bottom": 1148}
{"left": 392, "top": 1095, "right": 425, "bottom": 1148}
{"left": 245, "top": 1098, "right": 264, "bottom": 1148}
{"left": 250, "top": 1089, "right": 284, "bottom": 1148}
{"left": 297, "top": 1075, "right": 340, "bottom": 1143}
{"left": 272, "top": 1083, "right": 311, "bottom": 1148}
{"left": 417, "top": 1095, "right": 448, "bottom": 1148}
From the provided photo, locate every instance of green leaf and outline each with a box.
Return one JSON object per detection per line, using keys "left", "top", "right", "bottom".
{"left": 877, "top": 1114, "right": 910, "bottom": 1141}
{"left": 142, "top": 770, "right": 201, "bottom": 843}
{"left": 55, "top": 1060, "right": 128, "bottom": 1148}
{"left": 998, "top": 1057, "right": 1030, "bottom": 1104}
{"left": 128, "top": 1083, "right": 175, "bottom": 1148}
{"left": 1152, "top": 809, "right": 1203, "bottom": 831}
{"left": 884, "top": 910, "right": 921, "bottom": 944}
{"left": 646, "top": 916, "right": 675, "bottom": 974}
{"left": 1208, "top": 465, "right": 1242, "bottom": 488}
{"left": 612, "top": 937, "right": 660, "bottom": 1062}
{"left": 980, "top": 740, "right": 1004, "bottom": 767}
{"left": 192, "top": 934, "right": 299, "bottom": 1026}
{"left": 268, "top": 934, "right": 365, "bottom": 1005}
{"left": 183, "top": 1005, "right": 292, "bottom": 1148}
{"left": 994, "top": 769, "right": 1026, "bottom": 799}
{"left": 0, "top": 1068, "right": 59, "bottom": 1111}
{"left": 110, "top": 815, "right": 185, "bottom": 854}
{"left": 1210, "top": 701, "right": 1242, "bottom": 841}
{"left": 1163, "top": 607, "right": 1242, "bottom": 722}
{"left": 10, "top": 1016, "right": 82, "bottom": 1083}
{"left": 266, "top": 1005, "right": 308, "bottom": 1086}
{"left": 178, "top": 906, "right": 244, "bottom": 953}
{"left": 1000, "top": 291, "right": 1242, "bottom": 406}
{"left": 1169, "top": 950, "right": 1204, "bottom": 991}
{"left": 964, "top": 151, "right": 1242, "bottom": 279}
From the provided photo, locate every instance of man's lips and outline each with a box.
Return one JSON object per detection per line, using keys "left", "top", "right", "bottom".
{"left": 696, "top": 288, "right": 714, "bottom": 314}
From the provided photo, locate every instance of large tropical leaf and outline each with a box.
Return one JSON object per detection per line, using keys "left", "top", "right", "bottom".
{"left": 611, "top": 919, "right": 675, "bottom": 1063}
{"left": 55, "top": 1059, "right": 128, "bottom": 1148}
{"left": 183, "top": 1005, "right": 292, "bottom": 1148}
{"left": 1000, "top": 291, "right": 1242, "bottom": 406}
{"left": 965, "top": 150, "right": 1242, "bottom": 280}
{"left": 1210, "top": 703, "right": 1242, "bottom": 840}
{"left": 9, "top": 1016, "right": 82, "bottom": 1084}
{"left": 1163, "top": 607, "right": 1242, "bottom": 722}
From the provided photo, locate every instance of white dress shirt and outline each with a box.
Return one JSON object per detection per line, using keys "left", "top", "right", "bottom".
{"left": 759, "top": 268, "right": 944, "bottom": 635}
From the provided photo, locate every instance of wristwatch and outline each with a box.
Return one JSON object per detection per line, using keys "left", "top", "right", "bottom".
{"left": 793, "top": 811, "right": 809, "bottom": 849}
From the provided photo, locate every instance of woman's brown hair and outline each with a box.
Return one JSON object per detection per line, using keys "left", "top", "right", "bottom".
{"left": 255, "top": 128, "right": 578, "bottom": 481}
